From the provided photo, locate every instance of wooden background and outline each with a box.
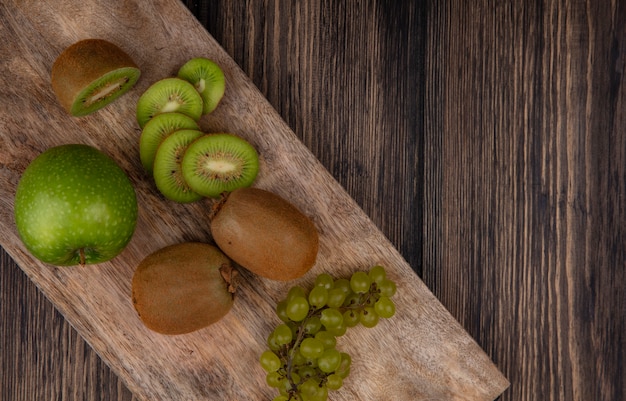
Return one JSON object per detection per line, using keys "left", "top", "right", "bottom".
{"left": 1, "top": 1, "right": 624, "bottom": 400}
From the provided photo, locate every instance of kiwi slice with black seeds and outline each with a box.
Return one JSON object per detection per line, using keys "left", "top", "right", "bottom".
{"left": 136, "top": 77, "right": 203, "bottom": 128}
{"left": 153, "top": 129, "right": 204, "bottom": 203}
{"left": 177, "top": 57, "right": 226, "bottom": 115}
{"left": 139, "top": 112, "right": 200, "bottom": 173}
{"left": 51, "top": 39, "right": 140, "bottom": 117}
{"left": 181, "top": 133, "right": 259, "bottom": 198}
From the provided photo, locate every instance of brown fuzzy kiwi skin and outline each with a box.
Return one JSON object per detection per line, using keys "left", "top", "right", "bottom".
{"left": 51, "top": 39, "right": 139, "bottom": 116}
{"left": 210, "top": 187, "right": 319, "bottom": 281}
{"left": 131, "top": 242, "right": 236, "bottom": 335}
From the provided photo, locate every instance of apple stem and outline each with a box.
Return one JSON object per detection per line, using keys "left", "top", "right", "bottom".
{"left": 79, "top": 248, "right": 86, "bottom": 266}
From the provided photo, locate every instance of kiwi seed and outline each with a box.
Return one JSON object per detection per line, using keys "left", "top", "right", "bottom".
{"left": 153, "top": 129, "right": 204, "bottom": 203}
{"left": 51, "top": 39, "right": 140, "bottom": 117}
{"left": 136, "top": 77, "right": 203, "bottom": 128}
{"left": 180, "top": 133, "right": 259, "bottom": 198}
{"left": 177, "top": 57, "right": 226, "bottom": 115}
{"left": 139, "top": 112, "right": 200, "bottom": 173}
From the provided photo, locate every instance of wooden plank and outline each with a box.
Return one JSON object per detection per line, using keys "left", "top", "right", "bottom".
{"left": 423, "top": 1, "right": 626, "bottom": 401}
{"left": 0, "top": 1, "right": 509, "bottom": 400}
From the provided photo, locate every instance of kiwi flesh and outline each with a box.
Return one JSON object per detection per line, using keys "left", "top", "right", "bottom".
{"left": 139, "top": 112, "right": 200, "bottom": 173}
{"left": 136, "top": 77, "right": 203, "bottom": 128}
{"left": 177, "top": 57, "right": 226, "bottom": 115}
{"left": 131, "top": 242, "right": 237, "bottom": 335}
{"left": 210, "top": 187, "right": 319, "bottom": 281}
{"left": 181, "top": 133, "right": 259, "bottom": 198}
{"left": 153, "top": 129, "right": 204, "bottom": 203}
{"left": 51, "top": 39, "right": 140, "bottom": 117}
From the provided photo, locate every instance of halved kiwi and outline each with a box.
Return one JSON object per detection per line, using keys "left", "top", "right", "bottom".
{"left": 139, "top": 112, "right": 200, "bottom": 173}
{"left": 153, "top": 129, "right": 204, "bottom": 203}
{"left": 136, "top": 77, "right": 203, "bottom": 128}
{"left": 181, "top": 133, "right": 259, "bottom": 198}
{"left": 177, "top": 57, "right": 226, "bottom": 115}
{"left": 51, "top": 39, "right": 140, "bottom": 117}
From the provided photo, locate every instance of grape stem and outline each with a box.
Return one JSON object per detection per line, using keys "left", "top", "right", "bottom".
{"left": 280, "top": 285, "right": 379, "bottom": 399}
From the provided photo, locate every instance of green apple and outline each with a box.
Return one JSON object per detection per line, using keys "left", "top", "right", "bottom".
{"left": 14, "top": 144, "right": 138, "bottom": 266}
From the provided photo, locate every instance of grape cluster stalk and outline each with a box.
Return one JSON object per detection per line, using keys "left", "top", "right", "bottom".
{"left": 259, "top": 266, "right": 397, "bottom": 401}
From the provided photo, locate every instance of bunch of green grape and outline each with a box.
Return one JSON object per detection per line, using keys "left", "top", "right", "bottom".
{"left": 259, "top": 265, "right": 397, "bottom": 401}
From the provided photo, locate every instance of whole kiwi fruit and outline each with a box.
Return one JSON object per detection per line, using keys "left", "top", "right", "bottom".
{"left": 131, "top": 242, "right": 237, "bottom": 335}
{"left": 209, "top": 187, "right": 319, "bottom": 281}
{"left": 51, "top": 39, "right": 140, "bottom": 116}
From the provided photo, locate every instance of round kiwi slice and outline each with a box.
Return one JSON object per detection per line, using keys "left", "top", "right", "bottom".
{"left": 51, "top": 39, "right": 140, "bottom": 117}
{"left": 139, "top": 112, "right": 200, "bottom": 173}
{"left": 136, "top": 77, "right": 203, "bottom": 128}
{"left": 153, "top": 129, "right": 204, "bottom": 203}
{"left": 131, "top": 242, "right": 237, "bottom": 335}
{"left": 177, "top": 57, "right": 226, "bottom": 115}
{"left": 181, "top": 133, "right": 259, "bottom": 198}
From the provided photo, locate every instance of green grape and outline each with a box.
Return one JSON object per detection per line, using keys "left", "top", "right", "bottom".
{"left": 288, "top": 286, "right": 308, "bottom": 301}
{"left": 320, "top": 308, "right": 343, "bottom": 329}
{"left": 335, "top": 352, "right": 351, "bottom": 378}
{"left": 267, "top": 332, "right": 281, "bottom": 351}
{"left": 266, "top": 371, "right": 284, "bottom": 388}
{"left": 342, "top": 292, "right": 360, "bottom": 307}
{"left": 292, "top": 348, "right": 309, "bottom": 366}
{"left": 287, "top": 296, "right": 310, "bottom": 322}
{"left": 317, "top": 348, "right": 342, "bottom": 373}
{"left": 308, "top": 286, "right": 328, "bottom": 309}
{"left": 342, "top": 309, "right": 360, "bottom": 327}
{"left": 299, "top": 337, "right": 325, "bottom": 359}
{"left": 368, "top": 265, "right": 386, "bottom": 283}
{"left": 303, "top": 316, "right": 322, "bottom": 335}
{"left": 314, "top": 330, "right": 337, "bottom": 349}
{"left": 378, "top": 278, "right": 397, "bottom": 297}
{"left": 332, "top": 278, "right": 352, "bottom": 295}
{"left": 297, "top": 365, "right": 317, "bottom": 380}
{"left": 326, "top": 323, "right": 347, "bottom": 337}
{"left": 359, "top": 306, "right": 379, "bottom": 328}
{"left": 374, "top": 295, "right": 396, "bottom": 318}
{"left": 314, "top": 273, "right": 334, "bottom": 289}
{"left": 260, "top": 350, "right": 282, "bottom": 372}
{"left": 276, "top": 300, "right": 290, "bottom": 323}
{"left": 273, "top": 323, "right": 293, "bottom": 345}
{"left": 326, "top": 287, "right": 347, "bottom": 308}
{"left": 300, "top": 378, "right": 320, "bottom": 395}
{"left": 325, "top": 373, "right": 343, "bottom": 390}
{"left": 350, "top": 271, "right": 371, "bottom": 293}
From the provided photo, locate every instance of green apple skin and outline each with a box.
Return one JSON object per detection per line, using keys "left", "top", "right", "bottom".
{"left": 14, "top": 144, "right": 138, "bottom": 266}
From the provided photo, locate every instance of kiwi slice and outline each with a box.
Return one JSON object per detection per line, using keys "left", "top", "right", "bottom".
{"left": 51, "top": 39, "right": 140, "bottom": 117}
{"left": 177, "top": 57, "right": 226, "bottom": 115}
{"left": 136, "top": 77, "right": 203, "bottom": 128}
{"left": 153, "top": 129, "right": 204, "bottom": 203}
{"left": 139, "top": 112, "right": 200, "bottom": 173}
{"left": 181, "top": 133, "right": 259, "bottom": 198}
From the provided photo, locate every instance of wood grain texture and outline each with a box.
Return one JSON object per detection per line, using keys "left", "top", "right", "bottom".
{"left": 423, "top": 1, "right": 626, "bottom": 401}
{"left": 2, "top": 1, "right": 624, "bottom": 401}
{"left": 0, "top": 1, "right": 506, "bottom": 401}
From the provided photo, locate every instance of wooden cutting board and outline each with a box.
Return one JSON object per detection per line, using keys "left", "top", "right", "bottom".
{"left": 0, "top": 1, "right": 509, "bottom": 400}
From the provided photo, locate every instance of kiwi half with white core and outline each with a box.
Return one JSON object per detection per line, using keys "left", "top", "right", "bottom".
{"left": 153, "top": 129, "right": 204, "bottom": 203}
{"left": 181, "top": 133, "right": 259, "bottom": 198}
{"left": 139, "top": 112, "right": 200, "bottom": 173}
{"left": 51, "top": 39, "right": 140, "bottom": 117}
{"left": 135, "top": 77, "right": 203, "bottom": 128}
{"left": 177, "top": 57, "right": 225, "bottom": 115}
